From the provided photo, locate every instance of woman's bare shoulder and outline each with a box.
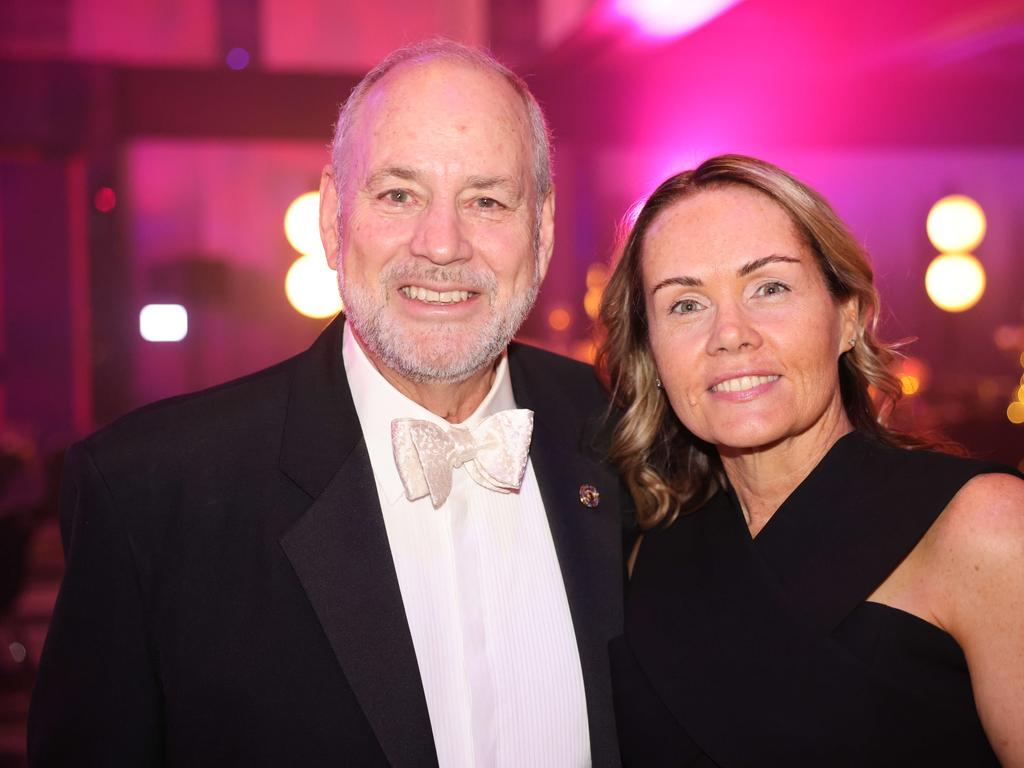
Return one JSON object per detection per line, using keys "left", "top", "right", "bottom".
{"left": 930, "top": 472, "right": 1024, "bottom": 567}
{"left": 917, "top": 470, "right": 1024, "bottom": 648}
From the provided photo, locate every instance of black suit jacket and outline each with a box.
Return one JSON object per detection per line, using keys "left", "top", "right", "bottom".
{"left": 28, "top": 317, "right": 627, "bottom": 766}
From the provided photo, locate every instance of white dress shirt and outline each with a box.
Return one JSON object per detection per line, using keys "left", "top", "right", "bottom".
{"left": 343, "top": 325, "right": 591, "bottom": 767}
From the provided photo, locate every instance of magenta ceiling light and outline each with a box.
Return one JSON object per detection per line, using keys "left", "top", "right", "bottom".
{"left": 612, "top": 0, "right": 743, "bottom": 39}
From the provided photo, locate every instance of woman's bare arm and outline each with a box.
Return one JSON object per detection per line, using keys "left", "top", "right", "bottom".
{"left": 931, "top": 472, "right": 1024, "bottom": 767}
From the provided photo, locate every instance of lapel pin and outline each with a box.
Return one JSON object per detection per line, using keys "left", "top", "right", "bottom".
{"left": 579, "top": 484, "right": 600, "bottom": 508}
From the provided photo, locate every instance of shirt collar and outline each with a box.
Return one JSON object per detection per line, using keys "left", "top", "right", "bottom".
{"left": 342, "top": 321, "right": 518, "bottom": 505}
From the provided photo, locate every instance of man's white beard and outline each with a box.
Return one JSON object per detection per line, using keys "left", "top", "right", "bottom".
{"left": 339, "top": 261, "right": 540, "bottom": 384}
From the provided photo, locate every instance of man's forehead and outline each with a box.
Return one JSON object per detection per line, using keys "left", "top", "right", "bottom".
{"left": 344, "top": 58, "right": 534, "bottom": 189}
{"left": 372, "top": 57, "right": 516, "bottom": 102}
{"left": 353, "top": 59, "right": 527, "bottom": 140}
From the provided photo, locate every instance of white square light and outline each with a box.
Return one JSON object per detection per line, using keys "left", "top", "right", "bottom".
{"left": 140, "top": 304, "right": 188, "bottom": 342}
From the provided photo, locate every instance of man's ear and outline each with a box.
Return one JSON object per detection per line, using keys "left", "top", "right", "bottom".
{"left": 319, "top": 165, "right": 340, "bottom": 269}
{"left": 536, "top": 189, "right": 555, "bottom": 281}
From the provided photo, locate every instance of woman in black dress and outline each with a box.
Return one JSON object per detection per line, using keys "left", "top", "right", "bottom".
{"left": 598, "top": 155, "right": 1024, "bottom": 766}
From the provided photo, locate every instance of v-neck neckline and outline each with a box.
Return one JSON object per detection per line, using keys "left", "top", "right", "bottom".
{"left": 725, "top": 429, "right": 866, "bottom": 545}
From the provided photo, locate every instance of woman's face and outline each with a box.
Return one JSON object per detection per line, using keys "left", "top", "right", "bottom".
{"left": 641, "top": 185, "right": 856, "bottom": 453}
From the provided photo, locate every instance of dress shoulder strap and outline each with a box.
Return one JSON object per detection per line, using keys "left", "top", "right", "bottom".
{"left": 753, "top": 432, "right": 1017, "bottom": 634}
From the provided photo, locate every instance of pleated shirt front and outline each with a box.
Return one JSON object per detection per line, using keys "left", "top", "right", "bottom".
{"left": 344, "top": 326, "right": 590, "bottom": 768}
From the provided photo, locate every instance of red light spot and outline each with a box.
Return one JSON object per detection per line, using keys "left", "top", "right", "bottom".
{"left": 94, "top": 187, "right": 117, "bottom": 213}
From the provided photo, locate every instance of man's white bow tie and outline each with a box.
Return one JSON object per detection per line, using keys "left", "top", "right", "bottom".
{"left": 391, "top": 409, "right": 534, "bottom": 508}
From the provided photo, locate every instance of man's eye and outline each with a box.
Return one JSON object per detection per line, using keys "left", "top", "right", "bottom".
{"left": 382, "top": 189, "right": 410, "bottom": 204}
{"left": 476, "top": 197, "right": 503, "bottom": 209}
{"left": 670, "top": 298, "right": 705, "bottom": 315}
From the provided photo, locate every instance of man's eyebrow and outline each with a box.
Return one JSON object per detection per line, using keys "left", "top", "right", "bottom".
{"left": 466, "top": 175, "right": 525, "bottom": 203}
{"left": 465, "top": 175, "right": 518, "bottom": 190}
{"left": 651, "top": 255, "right": 802, "bottom": 295}
{"left": 737, "top": 254, "right": 802, "bottom": 277}
{"left": 363, "top": 166, "right": 421, "bottom": 188}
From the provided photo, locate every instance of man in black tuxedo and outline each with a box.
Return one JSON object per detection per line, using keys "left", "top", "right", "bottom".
{"left": 28, "top": 39, "right": 625, "bottom": 766}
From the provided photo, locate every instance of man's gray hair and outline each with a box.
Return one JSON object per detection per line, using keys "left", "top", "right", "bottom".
{"left": 329, "top": 38, "right": 553, "bottom": 220}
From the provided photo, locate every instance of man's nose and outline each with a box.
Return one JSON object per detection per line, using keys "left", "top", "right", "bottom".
{"left": 410, "top": 201, "right": 471, "bottom": 265}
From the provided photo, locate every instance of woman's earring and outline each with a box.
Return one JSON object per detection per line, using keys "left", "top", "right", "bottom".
{"left": 848, "top": 338, "right": 857, "bottom": 348}
{"left": 655, "top": 377, "right": 663, "bottom": 389}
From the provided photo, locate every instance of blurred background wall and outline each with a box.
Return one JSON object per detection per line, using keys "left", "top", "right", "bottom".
{"left": 0, "top": 0, "right": 1022, "bottom": 762}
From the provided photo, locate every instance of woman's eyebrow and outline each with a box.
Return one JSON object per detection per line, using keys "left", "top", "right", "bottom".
{"left": 651, "top": 255, "right": 803, "bottom": 295}
{"left": 651, "top": 275, "right": 703, "bottom": 295}
{"left": 737, "top": 254, "right": 801, "bottom": 277}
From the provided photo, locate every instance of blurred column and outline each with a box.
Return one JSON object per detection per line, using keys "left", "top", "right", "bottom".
{"left": 218, "top": 0, "right": 261, "bottom": 67}
{"left": 0, "top": 54, "right": 126, "bottom": 441}
{"left": 0, "top": 159, "right": 91, "bottom": 441}
{"left": 489, "top": 0, "right": 540, "bottom": 69}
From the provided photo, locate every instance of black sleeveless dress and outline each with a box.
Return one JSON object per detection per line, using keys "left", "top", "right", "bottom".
{"left": 610, "top": 431, "right": 1019, "bottom": 767}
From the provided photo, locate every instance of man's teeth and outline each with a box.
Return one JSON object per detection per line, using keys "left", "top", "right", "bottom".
{"left": 711, "top": 375, "right": 779, "bottom": 393}
{"left": 400, "top": 286, "right": 472, "bottom": 303}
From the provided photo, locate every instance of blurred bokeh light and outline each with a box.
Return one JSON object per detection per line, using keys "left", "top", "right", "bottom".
{"left": 1008, "top": 401, "right": 1024, "bottom": 424}
{"left": 284, "top": 191, "right": 324, "bottom": 257}
{"left": 93, "top": 186, "right": 117, "bottom": 213}
{"left": 613, "top": 0, "right": 743, "bottom": 38}
{"left": 226, "top": 47, "right": 251, "bottom": 70}
{"left": 285, "top": 254, "right": 341, "bottom": 318}
{"left": 140, "top": 304, "right": 188, "bottom": 342}
{"left": 924, "top": 253, "right": 986, "bottom": 312}
{"left": 899, "top": 374, "right": 921, "bottom": 396}
{"left": 897, "top": 357, "right": 929, "bottom": 397}
{"left": 548, "top": 307, "right": 572, "bottom": 331}
{"left": 926, "top": 194, "right": 986, "bottom": 253}
{"left": 583, "top": 263, "right": 610, "bottom": 320}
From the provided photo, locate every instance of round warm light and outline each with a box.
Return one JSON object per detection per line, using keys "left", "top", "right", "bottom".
{"left": 285, "top": 254, "right": 342, "bottom": 319}
{"left": 1008, "top": 401, "right": 1024, "bottom": 425}
{"left": 548, "top": 308, "right": 572, "bottom": 331}
{"left": 284, "top": 191, "right": 324, "bottom": 257}
{"left": 586, "top": 263, "right": 609, "bottom": 290}
{"left": 899, "top": 374, "right": 920, "bottom": 396}
{"left": 926, "top": 194, "right": 986, "bottom": 253}
{"left": 924, "top": 253, "right": 985, "bottom": 312}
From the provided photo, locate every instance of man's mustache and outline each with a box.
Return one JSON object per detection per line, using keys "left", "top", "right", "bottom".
{"left": 380, "top": 262, "right": 497, "bottom": 295}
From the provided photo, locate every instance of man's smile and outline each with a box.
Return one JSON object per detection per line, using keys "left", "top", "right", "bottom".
{"left": 399, "top": 286, "right": 477, "bottom": 304}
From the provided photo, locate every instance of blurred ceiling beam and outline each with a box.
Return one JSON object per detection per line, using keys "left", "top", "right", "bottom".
{"left": 0, "top": 60, "right": 359, "bottom": 147}
{"left": 2, "top": 57, "right": 1022, "bottom": 150}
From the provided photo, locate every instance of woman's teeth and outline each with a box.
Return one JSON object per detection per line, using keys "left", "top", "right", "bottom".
{"left": 710, "top": 375, "right": 779, "bottom": 393}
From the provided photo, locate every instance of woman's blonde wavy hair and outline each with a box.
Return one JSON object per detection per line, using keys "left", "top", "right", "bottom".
{"left": 598, "top": 154, "right": 933, "bottom": 530}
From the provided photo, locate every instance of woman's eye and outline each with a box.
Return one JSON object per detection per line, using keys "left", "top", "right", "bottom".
{"left": 755, "top": 281, "right": 790, "bottom": 297}
{"left": 670, "top": 298, "right": 705, "bottom": 315}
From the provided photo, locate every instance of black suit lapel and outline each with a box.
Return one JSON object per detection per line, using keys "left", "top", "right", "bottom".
{"left": 278, "top": 317, "right": 438, "bottom": 767}
{"left": 509, "top": 345, "right": 624, "bottom": 767}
